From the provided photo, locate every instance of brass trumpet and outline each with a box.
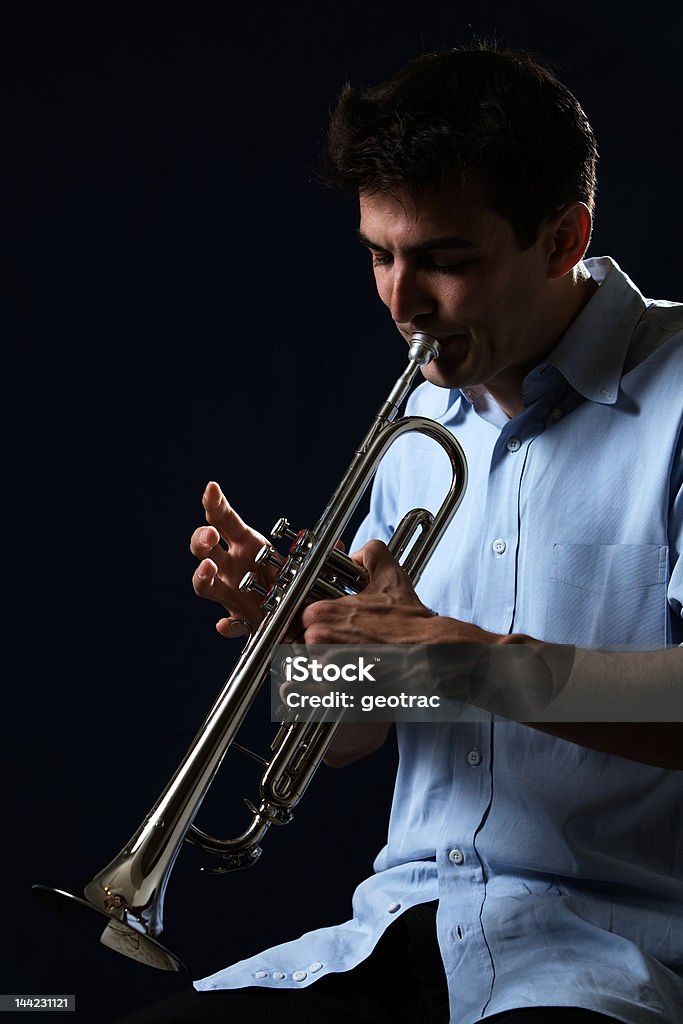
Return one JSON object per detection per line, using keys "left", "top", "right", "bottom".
{"left": 34, "top": 332, "right": 468, "bottom": 972}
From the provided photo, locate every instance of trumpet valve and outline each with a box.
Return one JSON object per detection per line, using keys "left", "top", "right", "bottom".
{"left": 239, "top": 572, "right": 268, "bottom": 598}
{"left": 255, "top": 544, "right": 284, "bottom": 569}
{"left": 271, "top": 517, "right": 298, "bottom": 542}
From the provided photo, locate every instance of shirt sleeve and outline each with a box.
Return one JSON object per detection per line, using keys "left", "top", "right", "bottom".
{"left": 350, "top": 446, "right": 400, "bottom": 552}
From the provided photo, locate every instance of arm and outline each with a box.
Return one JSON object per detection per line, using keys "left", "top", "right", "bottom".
{"left": 505, "top": 641, "right": 683, "bottom": 769}
{"left": 300, "top": 540, "right": 683, "bottom": 770}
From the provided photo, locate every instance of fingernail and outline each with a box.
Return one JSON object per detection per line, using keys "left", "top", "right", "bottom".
{"left": 197, "top": 561, "right": 212, "bottom": 579}
{"left": 199, "top": 527, "right": 213, "bottom": 546}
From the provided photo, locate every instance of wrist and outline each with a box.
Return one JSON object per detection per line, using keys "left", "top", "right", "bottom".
{"left": 496, "top": 632, "right": 540, "bottom": 646}
{"left": 424, "top": 612, "right": 504, "bottom": 645}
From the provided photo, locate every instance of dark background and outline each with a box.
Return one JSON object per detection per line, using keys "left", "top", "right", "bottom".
{"left": 3, "top": 3, "right": 682, "bottom": 1021}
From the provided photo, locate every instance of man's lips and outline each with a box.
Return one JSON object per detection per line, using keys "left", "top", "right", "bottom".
{"left": 401, "top": 329, "right": 468, "bottom": 344}
{"left": 432, "top": 333, "right": 469, "bottom": 357}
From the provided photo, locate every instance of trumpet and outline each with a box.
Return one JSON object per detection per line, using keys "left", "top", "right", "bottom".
{"left": 33, "top": 332, "right": 468, "bottom": 972}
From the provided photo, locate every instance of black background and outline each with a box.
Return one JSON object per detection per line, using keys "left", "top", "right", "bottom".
{"left": 3, "top": 3, "right": 683, "bottom": 1021}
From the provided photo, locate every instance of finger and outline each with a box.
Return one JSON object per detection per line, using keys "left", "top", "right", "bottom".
{"left": 192, "top": 558, "right": 240, "bottom": 608}
{"left": 189, "top": 524, "right": 220, "bottom": 558}
{"left": 189, "top": 524, "right": 234, "bottom": 574}
{"left": 300, "top": 598, "right": 338, "bottom": 632}
{"left": 350, "top": 539, "right": 396, "bottom": 574}
{"left": 216, "top": 616, "right": 251, "bottom": 638}
{"left": 202, "top": 481, "right": 252, "bottom": 546}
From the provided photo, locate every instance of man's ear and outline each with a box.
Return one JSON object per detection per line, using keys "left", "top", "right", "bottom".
{"left": 544, "top": 201, "right": 593, "bottom": 280}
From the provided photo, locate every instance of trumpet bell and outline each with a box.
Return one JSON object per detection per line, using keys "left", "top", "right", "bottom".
{"left": 32, "top": 884, "right": 185, "bottom": 972}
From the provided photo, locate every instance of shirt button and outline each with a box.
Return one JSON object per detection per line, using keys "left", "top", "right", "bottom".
{"left": 292, "top": 971, "right": 307, "bottom": 982}
{"left": 551, "top": 408, "right": 563, "bottom": 420}
{"left": 254, "top": 971, "right": 268, "bottom": 979}
{"left": 492, "top": 538, "right": 506, "bottom": 555}
{"left": 448, "top": 847, "right": 464, "bottom": 865}
{"left": 309, "top": 962, "right": 324, "bottom": 973}
{"left": 467, "top": 749, "right": 482, "bottom": 766}
{"left": 272, "top": 971, "right": 286, "bottom": 980}
{"left": 387, "top": 902, "right": 401, "bottom": 913}
{"left": 506, "top": 437, "right": 521, "bottom": 452}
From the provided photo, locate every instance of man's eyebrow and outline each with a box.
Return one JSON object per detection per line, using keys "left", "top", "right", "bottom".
{"left": 356, "top": 230, "right": 477, "bottom": 253}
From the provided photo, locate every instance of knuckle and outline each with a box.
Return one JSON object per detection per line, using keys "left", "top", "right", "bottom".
{"left": 304, "top": 625, "right": 327, "bottom": 645}
{"left": 192, "top": 571, "right": 213, "bottom": 597}
{"left": 301, "top": 600, "right": 332, "bottom": 627}
{"left": 191, "top": 526, "right": 217, "bottom": 554}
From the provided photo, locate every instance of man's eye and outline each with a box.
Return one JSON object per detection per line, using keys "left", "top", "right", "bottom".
{"left": 370, "top": 252, "right": 392, "bottom": 267}
{"left": 426, "top": 257, "right": 474, "bottom": 274}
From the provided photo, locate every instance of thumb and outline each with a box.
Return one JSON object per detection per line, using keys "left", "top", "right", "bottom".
{"left": 350, "top": 539, "right": 399, "bottom": 577}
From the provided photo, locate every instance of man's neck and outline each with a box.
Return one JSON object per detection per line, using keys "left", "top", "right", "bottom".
{"left": 489, "top": 268, "right": 598, "bottom": 419}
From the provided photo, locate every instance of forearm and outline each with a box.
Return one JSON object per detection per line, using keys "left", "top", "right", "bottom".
{"left": 297, "top": 541, "right": 683, "bottom": 769}
{"left": 435, "top": 631, "right": 683, "bottom": 769}
{"left": 520, "top": 643, "right": 683, "bottom": 768}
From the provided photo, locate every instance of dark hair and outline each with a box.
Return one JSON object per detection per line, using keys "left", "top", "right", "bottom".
{"left": 321, "top": 45, "right": 598, "bottom": 248}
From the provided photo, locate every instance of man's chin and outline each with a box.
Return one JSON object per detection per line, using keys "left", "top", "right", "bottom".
{"left": 420, "top": 357, "right": 471, "bottom": 391}
{"left": 420, "top": 365, "right": 455, "bottom": 389}
{"left": 418, "top": 335, "right": 471, "bottom": 388}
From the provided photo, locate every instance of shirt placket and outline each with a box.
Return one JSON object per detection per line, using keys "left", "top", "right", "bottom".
{"left": 471, "top": 425, "right": 530, "bottom": 633}
{"left": 436, "top": 721, "right": 495, "bottom": 1021}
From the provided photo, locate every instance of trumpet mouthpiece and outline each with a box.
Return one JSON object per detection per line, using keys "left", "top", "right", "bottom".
{"left": 409, "top": 333, "right": 441, "bottom": 365}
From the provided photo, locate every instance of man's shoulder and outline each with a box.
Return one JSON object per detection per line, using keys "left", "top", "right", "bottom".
{"left": 628, "top": 297, "right": 683, "bottom": 373}
{"left": 641, "top": 295, "right": 683, "bottom": 332}
{"left": 589, "top": 258, "right": 683, "bottom": 365}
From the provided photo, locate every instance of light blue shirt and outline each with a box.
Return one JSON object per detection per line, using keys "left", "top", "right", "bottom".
{"left": 196, "top": 258, "right": 683, "bottom": 1023}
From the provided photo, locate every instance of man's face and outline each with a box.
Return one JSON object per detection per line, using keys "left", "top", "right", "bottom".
{"left": 358, "top": 182, "right": 557, "bottom": 392}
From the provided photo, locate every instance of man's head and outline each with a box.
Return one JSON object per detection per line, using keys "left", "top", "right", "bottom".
{"left": 322, "top": 45, "right": 599, "bottom": 407}
{"left": 323, "top": 44, "right": 597, "bottom": 251}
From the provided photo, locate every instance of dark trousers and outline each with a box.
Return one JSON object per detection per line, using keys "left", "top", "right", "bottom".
{"left": 116, "top": 903, "right": 622, "bottom": 1023}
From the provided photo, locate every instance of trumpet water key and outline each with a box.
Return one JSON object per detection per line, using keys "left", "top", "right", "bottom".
{"left": 33, "top": 332, "right": 468, "bottom": 972}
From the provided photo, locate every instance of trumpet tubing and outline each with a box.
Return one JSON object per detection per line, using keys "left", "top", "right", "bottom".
{"left": 33, "top": 332, "right": 468, "bottom": 972}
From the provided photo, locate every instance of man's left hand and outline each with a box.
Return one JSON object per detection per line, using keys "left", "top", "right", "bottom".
{"left": 300, "top": 539, "right": 502, "bottom": 646}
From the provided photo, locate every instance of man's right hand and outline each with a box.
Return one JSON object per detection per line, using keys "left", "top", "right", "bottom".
{"left": 190, "top": 481, "right": 279, "bottom": 637}
{"left": 190, "top": 481, "right": 392, "bottom": 766}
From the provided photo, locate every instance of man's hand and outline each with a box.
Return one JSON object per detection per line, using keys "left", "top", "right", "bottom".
{"left": 190, "top": 481, "right": 277, "bottom": 637}
{"left": 301, "top": 539, "right": 501, "bottom": 646}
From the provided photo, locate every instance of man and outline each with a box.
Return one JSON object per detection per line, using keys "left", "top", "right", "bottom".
{"left": 122, "top": 44, "right": 683, "bottom": 1024}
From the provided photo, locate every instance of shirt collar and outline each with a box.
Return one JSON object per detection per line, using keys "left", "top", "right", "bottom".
{"left": 541, "top": 256, "right": 648, "bottom": 406}
{"left": 456, "top": 256, "right": 648, "bottom": 417}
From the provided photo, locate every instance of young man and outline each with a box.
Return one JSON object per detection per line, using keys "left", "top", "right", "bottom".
{"left": 124, "top": 44, "right": 683, "bottom": 1024}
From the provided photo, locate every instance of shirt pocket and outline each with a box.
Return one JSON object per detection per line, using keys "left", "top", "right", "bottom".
{"left": 544, "top": 542, "right": 669, "bottom": 646}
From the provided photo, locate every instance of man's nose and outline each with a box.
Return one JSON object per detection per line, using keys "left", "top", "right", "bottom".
{"left": 386, "top": 266, "right": 435, "bottom": 325}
